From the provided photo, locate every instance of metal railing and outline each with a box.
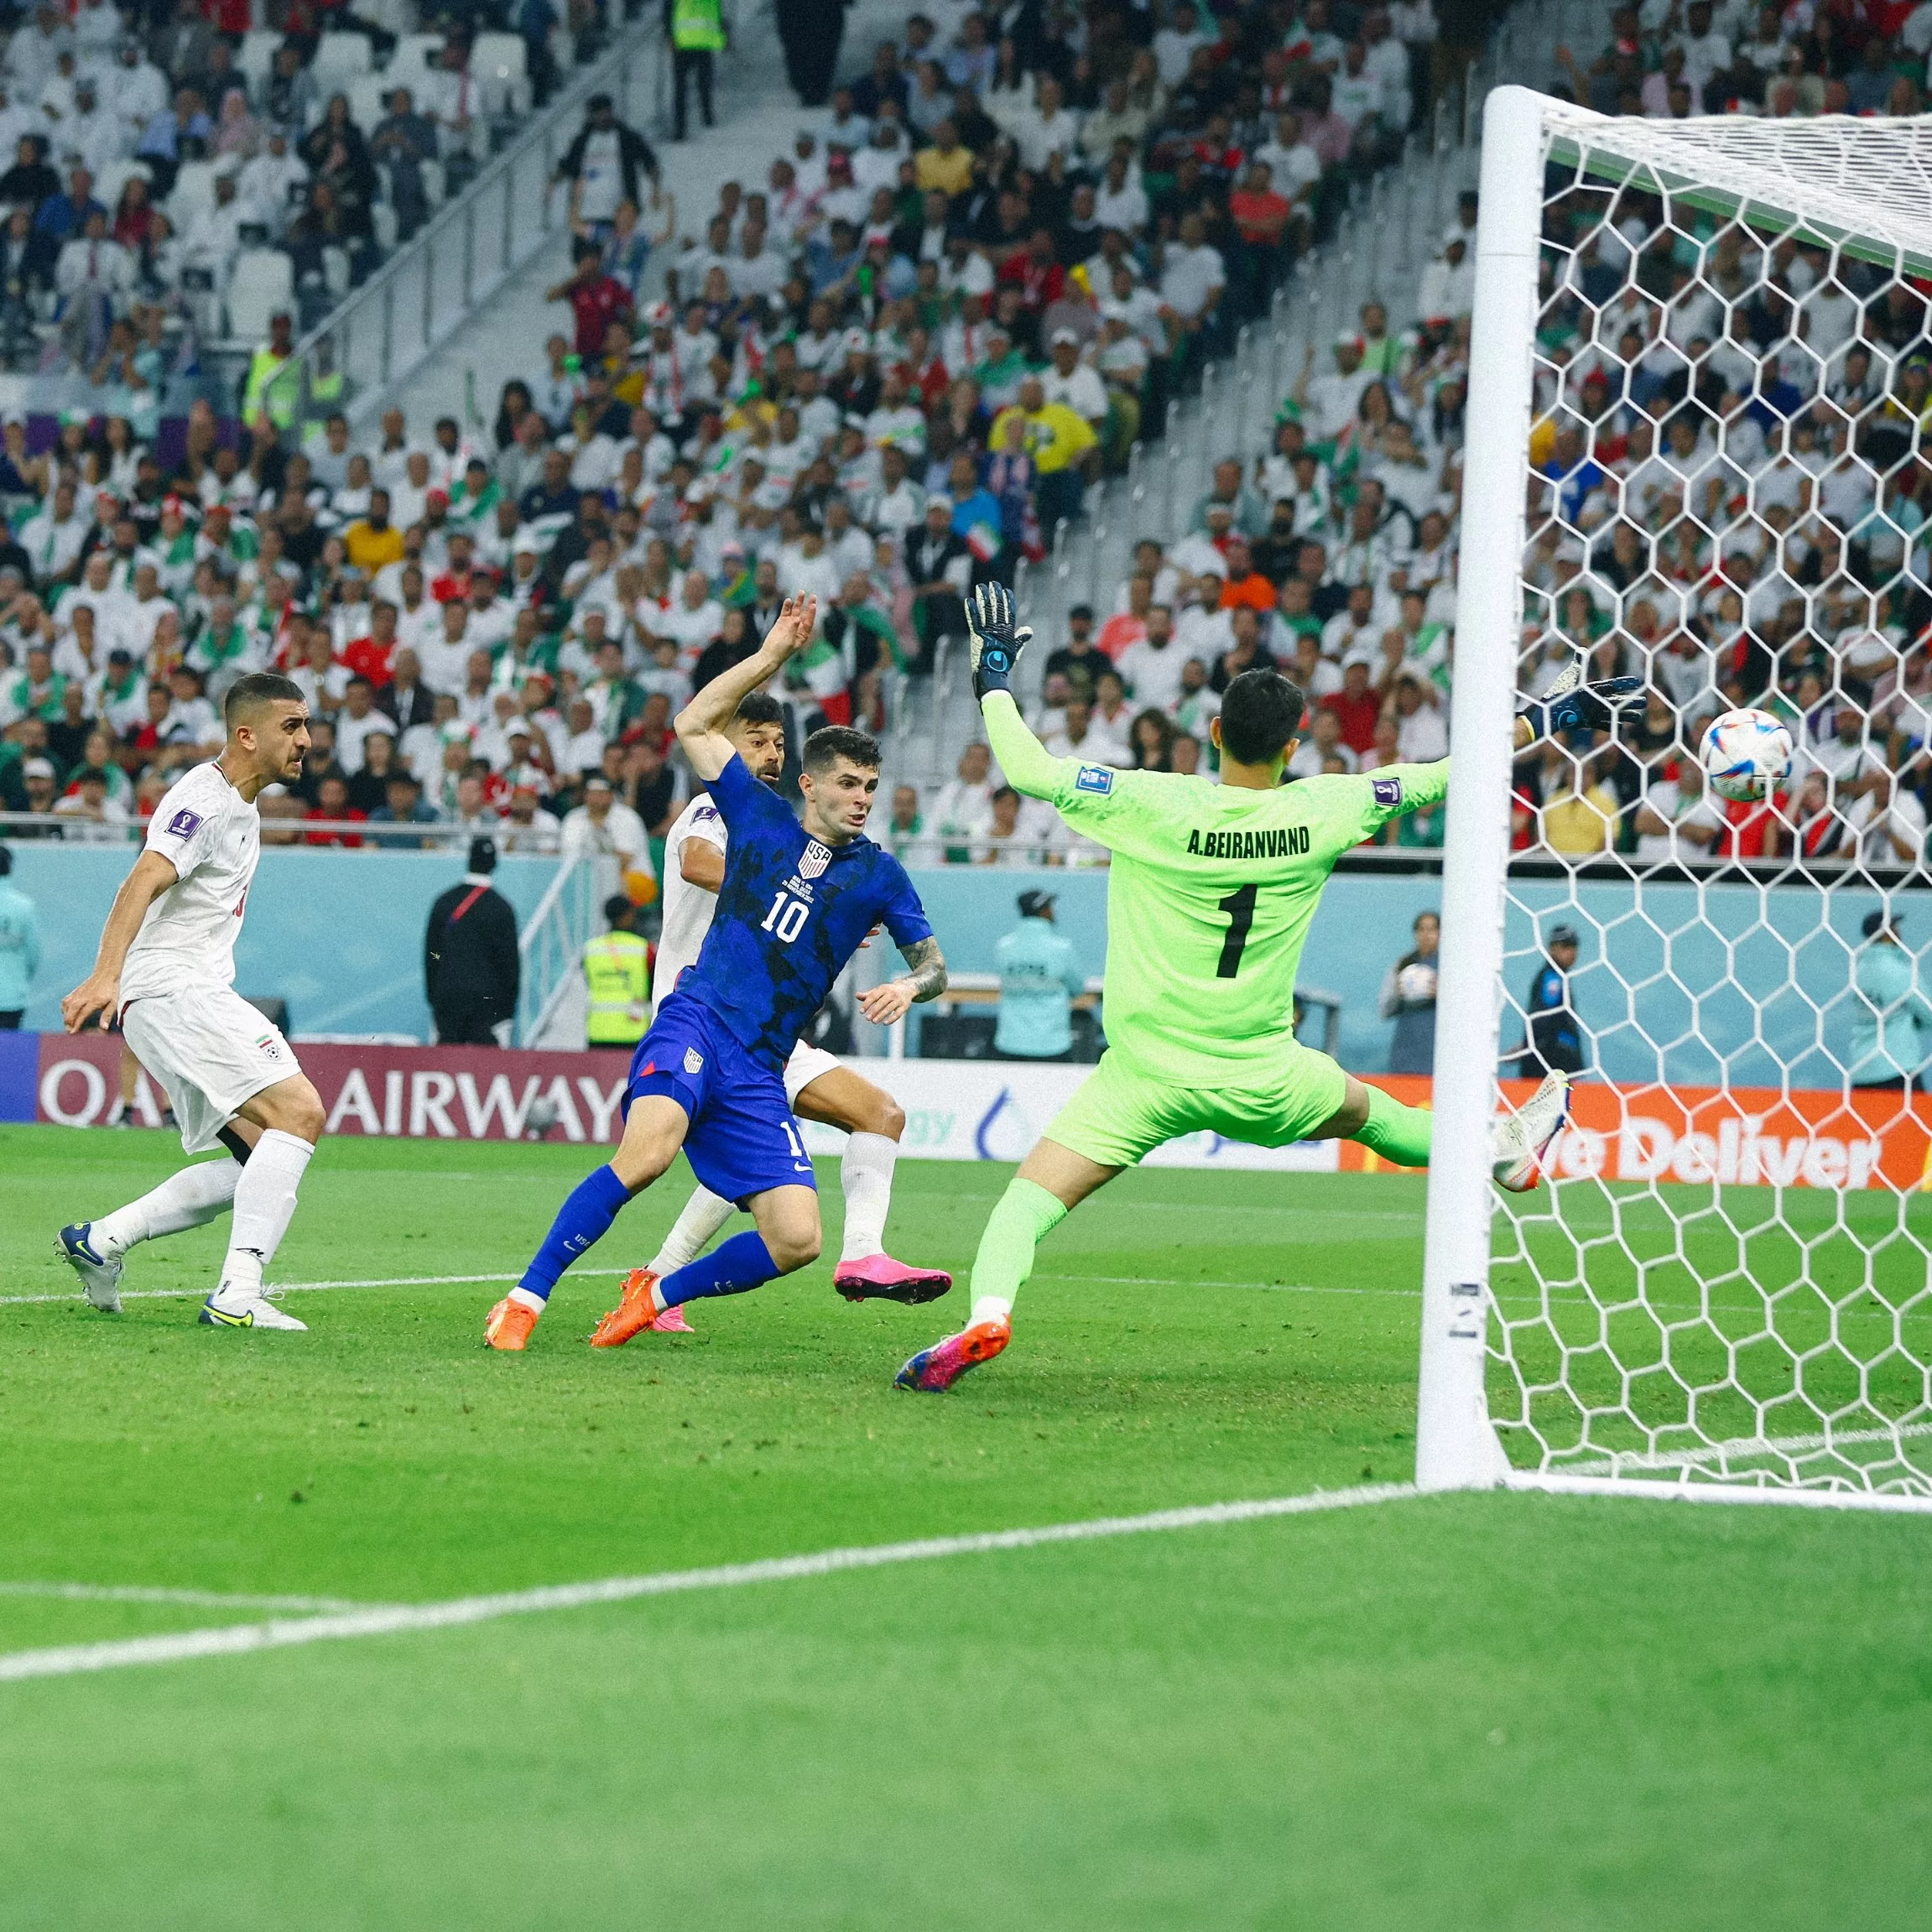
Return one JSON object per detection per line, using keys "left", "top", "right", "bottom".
{"left": 284, "top": 15, "right": 672, "bottom": 431}
{"left": 0, "top": 810, "right": 551, "bottom": 850}
{"left": 513, "top": 849, "right": 604, "bottom": 1045}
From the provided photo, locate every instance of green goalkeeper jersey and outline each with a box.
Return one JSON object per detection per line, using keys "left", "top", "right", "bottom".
{"left": 982, "top": 694, "right": 1450, "bottom": 1086}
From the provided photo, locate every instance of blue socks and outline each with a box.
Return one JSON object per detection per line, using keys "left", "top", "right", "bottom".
{"left": 518, "top": 1170, "right": 782, "bottom": 1310}
{"left": 518, "top": 1165, "right": 632, "bottom": 1301}
{"left": 660, "top": 1232, "right": 779, "bottom": 1308}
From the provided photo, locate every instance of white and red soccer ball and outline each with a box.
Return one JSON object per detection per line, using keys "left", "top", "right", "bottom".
{"left": 1699, "top": 707, "right": 1794, "bottom": 804}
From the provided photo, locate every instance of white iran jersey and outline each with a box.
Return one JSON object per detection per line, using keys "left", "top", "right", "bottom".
{"left": 650, "top": 789, "right": 729, "bottom": 1008}
{"left": 120, "top": 763, "right": 262, "bottom": 1003}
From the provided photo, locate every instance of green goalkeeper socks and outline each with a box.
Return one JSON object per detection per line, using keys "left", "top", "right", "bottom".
{"left": 1356, "top": 1086, "right": 1434, "bottom": 1169}
{"left": 968, "top": 1177, "right": 1070, "bottom": 1325}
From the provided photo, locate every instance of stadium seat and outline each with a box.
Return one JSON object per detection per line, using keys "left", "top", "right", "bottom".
{"left": 167, "top": 159, "right": 216, "bottom": 227}
{"left": 226, "top": 248, "right": 294, "bottom": 342}
{"left": 419, "top": 158, "right": 445, "bottom": 209}
{"left": 388, "top": 33, "right": 445, "bottom": 81}
{"left": 93, "top": 159, "right": 151, "bottom": 215}
{"left": 348, "top": 71, "right": 391, "bottom": 130}
{"left": 471, "top": 34, "right": 532, "bottom": 116}
{"left": 372, "top": 201, "right": 399, "bottom": 251}
{"left": 312, "top": 32, "right": 373, "bottom": 88}
{"left": 238, "top": 29, "right": 280, "bottom": 90}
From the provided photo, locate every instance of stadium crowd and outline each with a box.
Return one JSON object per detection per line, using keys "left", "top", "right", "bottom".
{"left": 0, "top": 0, "right": 577, "bottom": 377}
{"left": 0, "top": 0, "right": 1489, "bottom": 870}
{"left": 8, "top": 0, "right": 1925, "bottom": 879}
{"left": 1518, "top": 0, "right": 1932, "bottom": 869}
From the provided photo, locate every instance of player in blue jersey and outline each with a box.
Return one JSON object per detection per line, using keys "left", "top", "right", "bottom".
{"left": 486, "top": 597, "right": 950, "bottom": 1351}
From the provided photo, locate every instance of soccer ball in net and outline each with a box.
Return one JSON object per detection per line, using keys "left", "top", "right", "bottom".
{"left": 1697, "top": 708, "right": 1794, "bottom": 805}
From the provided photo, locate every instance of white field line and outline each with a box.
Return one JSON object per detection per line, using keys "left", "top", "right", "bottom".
{"left": 1558, "top": 1419, "right": 1932, "bottom": 1479}
{"left": 0, "top": 1582, "right": 377, "bottom": 1612}
{"left": 0, "top": 1484, "right": 1415, "bottom": 1684}
{"left": 11, "top": 1265, "right": 1932, "bottom": 1321}
{"left": 1507, "top": 1473, "right": 1932, "bottom": 1513}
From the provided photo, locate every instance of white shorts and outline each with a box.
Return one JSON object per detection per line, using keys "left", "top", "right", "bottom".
{"left": 784, "top": 1043, "right": 841, "bottom": 1108}
{"left": 122, "top": 985, "right": 303, "bottom": 1155}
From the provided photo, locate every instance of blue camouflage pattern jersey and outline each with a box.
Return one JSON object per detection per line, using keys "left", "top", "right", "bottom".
{"left": 680, "top": 752, "right": 933, "bottom": 1068}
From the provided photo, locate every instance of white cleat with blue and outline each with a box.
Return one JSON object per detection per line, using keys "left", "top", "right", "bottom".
{"left": 1492, "top": 1071, "right": 1570, "bottom": 1194}
{"left": 199, "top": 1284, "right": 307, "bottom": 1331}
{"left": 56, "top": 1224, "right": 123, "bottom": 1312}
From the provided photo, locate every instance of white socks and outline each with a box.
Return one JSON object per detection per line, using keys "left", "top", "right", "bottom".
{"left": 219, "top": 1129, "right": 315, "bottom": 1293}
{"left": 839, "top": 1132, "right": 898, "bottom": 1263}
{"left": 649, "top": 1186, "right": 735, "bottom": 1277}
{"left": 93, "top": 1158, "right": 243, "bottom": 1258}
{"left": 646, "top": 1130, "right": 898, "bottom": 1274}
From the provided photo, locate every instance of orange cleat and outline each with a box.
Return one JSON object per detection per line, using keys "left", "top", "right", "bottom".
{"left": 589, "top": 1268, "right": 663, "bottom": 1348}
{"left": 485, "top": 1295, "right": 539, "bottom": 1351}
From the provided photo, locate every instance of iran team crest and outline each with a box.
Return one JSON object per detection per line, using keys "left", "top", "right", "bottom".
{"left": 799, "top": 839, "right": 832, "bottom": 879}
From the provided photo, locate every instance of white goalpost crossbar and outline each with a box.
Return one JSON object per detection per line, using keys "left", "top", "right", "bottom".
{"left": 1414, "top": 86, "right": 1932, "bottom": 1513}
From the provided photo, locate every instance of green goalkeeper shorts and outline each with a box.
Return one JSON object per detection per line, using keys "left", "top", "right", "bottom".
{"left": 1041, "top": 1044, "right": 1351, "bottom": 1170}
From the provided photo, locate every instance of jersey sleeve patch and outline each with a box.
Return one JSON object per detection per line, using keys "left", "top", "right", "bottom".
{"left": 1371, "top": 777, "right": 1402, "bottom": 807}
{"left": 1075, "top": 764, "right": 1115, "bottom": 795}
{"left": 163, "top": 808, "right": 204, "bottom": 838}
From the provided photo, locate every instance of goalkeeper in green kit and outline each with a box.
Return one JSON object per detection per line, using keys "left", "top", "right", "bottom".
{"left": 896, "top": 585, "right": 1640, "bottom": 1393}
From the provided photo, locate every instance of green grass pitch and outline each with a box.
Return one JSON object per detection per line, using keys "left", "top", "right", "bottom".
{"left": 3, "top": 1122, "right": 1930, "bottom": 1929}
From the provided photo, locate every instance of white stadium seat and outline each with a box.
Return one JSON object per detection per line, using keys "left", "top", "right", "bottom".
{"left": 226, "top": 248, "right": 294, "bottom": 343}
{"left": 311, "top": 31, "right": 373, "bottom": 88}
{"left": 167, "top": 159, "right": 216, "bottom": 226}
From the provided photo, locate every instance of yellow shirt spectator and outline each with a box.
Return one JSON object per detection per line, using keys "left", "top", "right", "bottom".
{"left": 915, "top": 142, "right": 975, "bottom": 195}
{"left": 344, "top": 513, "right": 406, "bottom": 573}
{"left": 990, "top": 398, "right": 1099, "bottom": 475}
{"left": 1541, "top": 772, "right": 1621, "bottom": 855}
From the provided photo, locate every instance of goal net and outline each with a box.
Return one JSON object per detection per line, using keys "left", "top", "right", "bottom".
{"left": 1417, "top": 90, "right": 1932, "bottom": 1509}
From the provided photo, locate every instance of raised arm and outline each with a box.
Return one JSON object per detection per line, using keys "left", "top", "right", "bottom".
{"left": 966, "top": 581, "right": 1068, "bottom": 801}
{"left": 674, "top": 595, "right": 817, "bottom": 782}
{"left": 60, "top": 848, "right": 179, "bottom": 1033}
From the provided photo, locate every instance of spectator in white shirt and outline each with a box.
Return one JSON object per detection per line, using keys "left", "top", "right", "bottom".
{"left": 1116, "top": 604, "right": 1190, "bottom": 713}
{"left": 1634, "top": 758, "right": 1722, "bottom": 863}
{"left": 1159, "top": 212, "right": 1226, "bottom": 325}
{"left": 1153, "top": 0, "right": 1211, "bottom": 85}
{"left": 560, "top": 773, "right": 653, "bottom": 879}
{"left": 1040, "top": 326, "right": 1109, "bottom": 432}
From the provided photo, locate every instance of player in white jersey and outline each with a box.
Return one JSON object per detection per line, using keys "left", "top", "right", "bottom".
{"left": 55, "top": 674, "right": 326, "bottom": 1331}
{"left": 637, "top": 690, "right": 952, "bottom": 1322}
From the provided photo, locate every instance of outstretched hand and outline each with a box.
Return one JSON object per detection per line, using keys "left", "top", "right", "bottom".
{"left": 1516, "top": 662, "right": 1645, "bottom": 746}
{"left": 966, "top": 582, "right": 1034, "bottom": 700}
{"left": 761, "top": 594, "right": 819, "bottom": 663}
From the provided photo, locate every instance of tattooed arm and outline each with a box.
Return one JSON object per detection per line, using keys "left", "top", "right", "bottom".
{"left": 857, "top": 935, "right": 948, "bottom": 1026}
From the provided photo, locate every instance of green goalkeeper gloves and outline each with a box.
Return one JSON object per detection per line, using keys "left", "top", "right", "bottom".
{"left": 1517, "top": 661, "right": 1645, "bottom": 740}
{"left": 966, "top": 583, "right": 1034, "bottom": 700}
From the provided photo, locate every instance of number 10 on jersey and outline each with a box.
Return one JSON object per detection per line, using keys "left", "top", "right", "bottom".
{"left": 763, "top": 889, "right": 811, "bottom": 945}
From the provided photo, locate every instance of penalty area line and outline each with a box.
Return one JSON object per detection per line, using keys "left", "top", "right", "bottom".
{"left": 0, "top": 1484, "right": 1415, "bottom": 1685}
{"left": 0, "top": 1269, "right": 634, "bottom": 1310}
{"left": 0, "top": 1582, "right": 379, "bottom": 1612}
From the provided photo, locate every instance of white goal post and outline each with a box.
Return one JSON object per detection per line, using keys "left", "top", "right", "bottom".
{"left": 1416, "top": 86, "right": 1932, "bottom": 1510}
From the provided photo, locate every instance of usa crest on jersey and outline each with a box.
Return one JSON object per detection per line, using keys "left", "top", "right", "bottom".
{"left": 798, "top": 840, "right": 833, "bottom": 880}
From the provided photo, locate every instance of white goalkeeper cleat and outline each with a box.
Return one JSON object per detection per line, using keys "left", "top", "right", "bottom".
{"left": 199, "top": 1284, "right": 308, "bottom": 1331}
{"left": 56, "top": 1223, "right": 123, "bottom": 1312}
{"left": 1492, "top": 1071, "right": 1570, "bottom": 1194}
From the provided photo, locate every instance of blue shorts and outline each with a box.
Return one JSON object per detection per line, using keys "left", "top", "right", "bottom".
{"left": 626, "top": 992, "right": 816, "bottom": 1207}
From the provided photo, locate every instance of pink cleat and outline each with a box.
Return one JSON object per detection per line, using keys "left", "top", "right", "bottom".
{"left": 650, "top": 1303, "right": 694, "bottom": 1333}
{"left": 835, "top": 1252, "right": 954, "bottom": 1306}
{"left": 895, "top": 1315, "right": 1011, "bottom": 1393}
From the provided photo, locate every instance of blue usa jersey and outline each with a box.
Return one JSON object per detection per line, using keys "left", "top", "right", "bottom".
{"left": 681, "top": 752, "right": 933, "bottom": 1068}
